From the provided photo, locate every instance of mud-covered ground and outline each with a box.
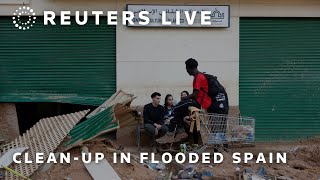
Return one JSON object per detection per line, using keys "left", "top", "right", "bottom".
{"left": 31, "top": 137, "right": 320, "bottom": 180}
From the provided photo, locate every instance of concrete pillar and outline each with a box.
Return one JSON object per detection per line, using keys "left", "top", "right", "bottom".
{"left": 229, "top": 106, "right": 240, "bottom": 116}
{"left": 0, "top": 103, "right": 20, "bottom": 143}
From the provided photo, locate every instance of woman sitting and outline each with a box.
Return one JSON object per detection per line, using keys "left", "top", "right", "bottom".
{"left": 163, "top": 94, "right": 175, "bottom": 125}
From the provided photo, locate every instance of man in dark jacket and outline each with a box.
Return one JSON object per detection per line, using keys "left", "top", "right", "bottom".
{"left": 143, "top": 92, "right": 168, "bottom": 151}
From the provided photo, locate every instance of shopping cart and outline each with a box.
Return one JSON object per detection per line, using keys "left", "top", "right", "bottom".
{"left": 189, "top": 108, "right": 255, "bottom": 154}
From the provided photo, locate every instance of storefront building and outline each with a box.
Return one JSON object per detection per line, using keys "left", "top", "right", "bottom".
{"left": 0, "top": 0, "right": 319, "bottom": 141}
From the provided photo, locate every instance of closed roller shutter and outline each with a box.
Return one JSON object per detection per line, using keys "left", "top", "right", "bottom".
{"left": 0, "top": 16, "right": 116, "bottom": 106}
{"left": 240, "top": 18, "right": 320, "bottom": 141}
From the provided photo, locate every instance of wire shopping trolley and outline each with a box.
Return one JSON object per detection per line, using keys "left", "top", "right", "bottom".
{"left": 189, "top": 107, "right": 255, "bottom": 153}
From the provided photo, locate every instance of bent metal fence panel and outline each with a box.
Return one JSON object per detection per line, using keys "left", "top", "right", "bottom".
{"left": 0, "top": 109, "right": 89, "bottom": 180}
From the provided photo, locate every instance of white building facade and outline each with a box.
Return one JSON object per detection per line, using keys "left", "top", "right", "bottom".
{"left": 1, "top": 0, "right": 320, "bottom": 141}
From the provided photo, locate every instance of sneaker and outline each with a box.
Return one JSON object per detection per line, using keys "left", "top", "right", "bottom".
{"left": 156, "top": 132, "right": 175, "bottom": 144}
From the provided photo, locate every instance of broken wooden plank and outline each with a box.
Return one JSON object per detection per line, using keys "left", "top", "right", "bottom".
{"left": 86, "top": 91, "right": 120, "bottom": 118}
{"left": 86, "top": 90, "right": 135, "bottom": 118}
{"left": 81, "top": 146, "right": 121, "bottom": 180}
{"left": 84, "top": 159, "right": 121, "bottom": 180}
{"left": 65, "top": 91, "right": 137, "bottom": 150}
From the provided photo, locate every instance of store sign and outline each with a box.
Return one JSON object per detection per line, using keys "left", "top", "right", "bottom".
{"left": 126, "top": 5, "right": 230, "bottom": 28}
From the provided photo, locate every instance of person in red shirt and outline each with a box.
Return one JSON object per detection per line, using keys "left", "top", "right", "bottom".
{"left": 179, "top": 58, "right": 211, "bottom": 109}
{"left": 156, "top": 58, "right": 210, "bottom": 144}
{"left": 189, "top": 65, "right": 211, "bottom": 109}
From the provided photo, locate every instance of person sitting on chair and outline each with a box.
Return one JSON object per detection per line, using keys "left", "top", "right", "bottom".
{"left": 143, "top": 92, "right": 168, "bottom": 152}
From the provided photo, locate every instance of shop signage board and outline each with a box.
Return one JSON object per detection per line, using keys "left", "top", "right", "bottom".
{"left": 126, "top": 5, "right": 230, "bottom": 28}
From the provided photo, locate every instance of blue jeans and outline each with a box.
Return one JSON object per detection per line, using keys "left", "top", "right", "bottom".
{"left": 144, "top": 123, "right": 168, "bottom": 146}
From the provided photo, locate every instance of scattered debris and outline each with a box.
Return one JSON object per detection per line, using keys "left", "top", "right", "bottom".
{"left": 38, "top": 153, "right": 60, "bottom": 173}
{"left": 0, "top": 147, "right": 28, "bottom": 168}
{"left": 29, "top": 137, "right": 320, "bottom": 180}
{"left": 243, "top": 167, "right": 267, "bottom": 180}
{"left": 289, "top": 146, "right": 301, "bottom": 152}
{"left": 0, "top": 90, "right": 318, "bottom": 180}
{"left": 155, "top": 176, "right": 166, "bottom": 180}
{"left": 64, "top": 107, "right": 120, "bottom": 150}
{"left": 64, "top": 90, "right": 138, "bottom": 150}
{"left": 203, "top": 170, "right": 213, "bottom": 178}
{"left": 86, "top": 90, "right": 135, "bottom": 118}
{"left": 81, "top": 146, "right": 121, "bottom": 180}
{"left": 0, "top": 172, "right": 5, "bottom": 179}
{"left": 0, "top": 147, "right": 29, "bottom": 180}
{"left": 177, "top": 167, "right": 194, "bottom": 179}
{"left": 195, "top": 170, "right": 213, "bottom": 179}
{"left": 0, "top": 109, "right": 89, "bottom": 180}
{"left": 0, "top": 166, "right": 30, "bottom": 180}
{"left": 222, "top": 168, "right": 227, "bottom": 174}
{"left": 243, "top": 168, "right": 255, "bottom": 180}
{"left": 276, "top": 176, "right": 293, "bottom": 180}
{"left": 105, "top": 139, "right": 119, "bottom": 149}
{"left": 256, "top": 166, "right": 267, "bottom": 177}
{"left": 147, "top": 162, "right": 166, "bottom": 172}
{"left": 168, "top": 170, "right": 173, "bottom": 179}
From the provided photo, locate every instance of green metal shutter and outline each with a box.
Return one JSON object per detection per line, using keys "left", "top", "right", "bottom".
{"left": 0, "top": 17, "right": 116, "bottom": 106}
{"left": 240, "top": 18, "right": 320, "bottom": 141}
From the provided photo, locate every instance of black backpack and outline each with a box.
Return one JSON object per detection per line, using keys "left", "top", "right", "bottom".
{"left": 200, "top": 73, "right": 229, "bottom": 114}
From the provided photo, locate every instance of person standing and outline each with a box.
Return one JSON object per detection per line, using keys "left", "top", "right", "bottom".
{"left": 157, "top": 58, "right": 211, "bottom": 143}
